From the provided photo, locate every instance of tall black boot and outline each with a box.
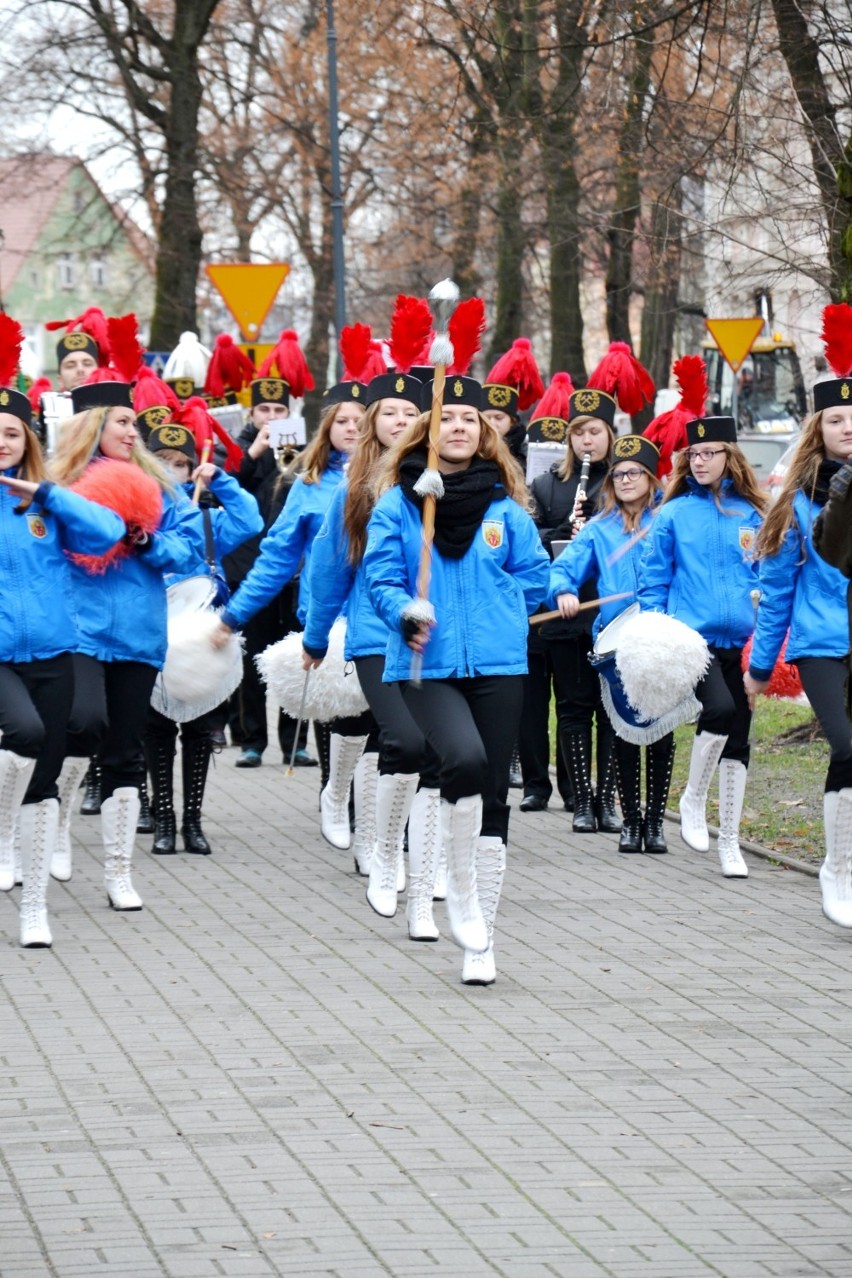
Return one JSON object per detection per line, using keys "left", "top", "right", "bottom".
{"left": 181, "top": 734, "right": 213, "bottom": 854}
{"left": 559, "top": 729, "right": 596, "bottom": 833}
{"left": 136, "top": 759, "right": 155, "bottom": 834}
{"left": 80, "top": 758, "right": 102, "bottom": 815}
{"left": 149, "top": 735, "right": 177, "bottom": 855}
{"left": 643, "top": 733, "right": 676, "bottom": 854}
{"left": 315, "top": 720, "right": 332, "bottom": 807}
{"left": 595, "top": 722, "right": 621, "bottom": 833}
{"left": 614, "top": 739, "right": 643, "bottom": 853}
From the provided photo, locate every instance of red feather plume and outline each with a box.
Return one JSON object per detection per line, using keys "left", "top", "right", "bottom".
{"left": 0, "top": 313, "right": 24, "bottom": 388}
{"left": 447, "top": 297, "right": 487, "bottom": 375}
{"left": 339, "top": 324, "right": 386, "bottom": 382}
{"left": 68, "top": 460, "right": 162, "bottom": 574}
{"left": 257, "top": 329, "right": 315, "bottom": 396}
{"left": 530, "top": 371, "right": 575, "bottom": 420}
{"left": 643, "top": 355, "right": 708, "bottom": 478}
{"left": 389, "top": 296, "right": 433, "bottom": 374}
{"left": 133, "top": 365, "right": 181, "bottom": 415}
{"left": 821, "top": 303, "right": 852, "bottom": 378}
{"left": 174, "top": 396, "right": 244, "bottom": 473}
{"left": 107, "top": 314, "right": 144, "bottom": 383}
{"left": 27, "top": 377, "right": 53, "bottom": 412}
{"left": 204, "top": 334, "right": 255, "bottom": 397}
{"left": 485, "top": 337, "right": 545, "bottom": 411}
{"left": 741, "top": 634, "right": 803, "bottom": 700}
{"left": 586, "top": 341, "right": 655, "bottom": 415}
{"left": 45, "top": 307, "right": 109, "bottom": 365}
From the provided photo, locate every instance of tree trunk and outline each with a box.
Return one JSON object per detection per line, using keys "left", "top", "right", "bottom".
{"left": 637, "top": 185, "right": 683, "bottom": 429}
{"left": 488, "top": 160, "right": 526, "bottom": 361}
{"left": 547, "top": 154, "right": 586, "bottom": 380}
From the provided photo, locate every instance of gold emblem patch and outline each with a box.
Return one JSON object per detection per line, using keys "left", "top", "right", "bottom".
{"left": 351, "top": 384, "right": 361, "bottom": 398}
{"left": 27, "top": 515, "right": 47, "bottom": 539}
{"left": 696, "top": 422, "right": 706, "bottom": 438}
{"left": 487, "top": 385, "right": 512, "bottom": 409}
{"left": 141, "top": 406, "right": 169, "bottom": 429}
{"left": 259, "top": 379, "right": 284, "bottom": 401}
{"left": 0, "top": 389, "right": 8, "bottom": 406}
{"left": 63, "top": 332, "right": 89, "bottom": 351}
{"left": 174, "top": 378, "right": 194, "bottom": 399}
{"left": 482, "top": 520, "right": 504, "bottom": 549}
{"left": 160, "top": 425, "right": 189, "bottom": 448}
{"left": 453, "top": 379, "right": 464, "bottom": 398}
{"left": 540, "top": 417, "right": 566, "bottom": 441}
{"left": 842, "top": 382, "right": 850, "bottom": 401}
{"left": 573, "top": 389, "right": 601, "bottom": 415}
{"left": 614, "top": 436, "right": 641, "bottom": 458}
{"left": 395, "top": 376, "right": 405, "bottom": 393}
{"left": 739, "top": 526, "right": 755, "bottom": 554}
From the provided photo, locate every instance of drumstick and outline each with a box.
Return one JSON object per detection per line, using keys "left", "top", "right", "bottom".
{"left": 192, "top": 440, "right": 213, "bottom": 504}
{"left": 286, "top": 668, "right": 312, "bottom": 778}
{"left": 529, "top": 591, "right": 633, "bottom": 626}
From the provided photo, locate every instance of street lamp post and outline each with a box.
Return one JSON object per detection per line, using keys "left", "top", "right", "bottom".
{"left": 326, "top": 0, "right": 346, "bottom": 380}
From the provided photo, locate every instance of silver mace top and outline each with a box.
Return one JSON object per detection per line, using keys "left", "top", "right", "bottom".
{"left": 428, "top": 278, "right": 459, "bottom": 366}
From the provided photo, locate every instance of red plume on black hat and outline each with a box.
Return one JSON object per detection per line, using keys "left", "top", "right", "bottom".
{"left": 340, "top": 324, "right": 386, "bottom": 382}
{"left": 485, "top": 337, "right": 545, "bottom": 411}
{"left": 0, "top": 313, "right": 24, "bottom": 389}
{"left": 205, "top": 334, "right": 256, "bottom": 397}
{"left": 389, "top": 296, "right": 433, "bottom": 374}
{"left": 257, "top": 329, "right": 315, "bottom": 396}
{"left": 447, "top": 298, "right": 486, "bottom": 376}
{"left": 643, "top": 355, "right": 708, "bottom": 477}
{"left": 586, "top": 341, "right": 655, "bottom": 415}
{"left": 821, "top": 304, "right": 852, "bottom": 377}
{"left": 45, "top": 307, "right": 109, "bottom": 365}
{"left": 174, "top": 395, "right": 243, "bottom": 473}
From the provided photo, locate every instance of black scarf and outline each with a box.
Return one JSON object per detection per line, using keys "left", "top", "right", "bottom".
{"left": 399, "top": 448, "right": 504, "bottom": 559}
{"left": 813, "top": 458, "right": 843, "bottom": 508}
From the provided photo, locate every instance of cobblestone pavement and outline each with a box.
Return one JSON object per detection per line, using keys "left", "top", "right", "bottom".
{"left": 2, "top": 743, "right": 851, "bottom": 1278}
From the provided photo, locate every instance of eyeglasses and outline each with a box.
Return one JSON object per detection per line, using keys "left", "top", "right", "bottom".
{"left": 611, "top": 468, "right": 645, "bottom": 481}
{"left": 685, "top": 448, "right": 727, "bottom": 462}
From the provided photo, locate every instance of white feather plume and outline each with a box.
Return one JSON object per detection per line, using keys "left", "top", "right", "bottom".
{"left": 152, "top": 610, "right": 243, "bottom": 723}
{"left": 429, "top": 334, "right": 454, "bottom": 366}
{"left": 402, "top": 598, "right": 436, "bottom": 625}
{"left": 257, "top": 620, "right": 367, "bottom": 721}
{"left": 413, "top": 468, "right": 444, "bottom": 499}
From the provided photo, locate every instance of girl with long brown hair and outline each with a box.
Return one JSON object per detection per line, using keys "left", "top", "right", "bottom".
{"left": 363, "top": 376, "right": 550, "bottom": 986}
{"left": 639, "top": 415, "right": 767, "bottom": 878}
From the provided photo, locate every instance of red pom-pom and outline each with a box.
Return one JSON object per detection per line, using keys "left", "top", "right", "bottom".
{"left": 339, "top": 324, "right": 385, "bottom": 382}
{"left": 107, "top": 314, "right": 144, "bottom": 383}
{"left": 643, "top": 356, "right": 709, "bottom": 477}
{"left": 587, "top": 341, "right": 655, "bottom": 415}
{"left": 448, "top": 297, "right": 487, "bottom": 375}
{"left": 68, "top": 460, "right": 162, "bottom": 574}
{"left": 821, "top": 303, "right": 852, "bottom": 378}
{"left": 389, "top": 296, "right": 433, "bottom": 374}
{"left": 204, "top": 334, "right": 255, "bottom": 397}
{"left": 257, "top": 329, "right": 315, "bottom": 396}
{"left": 45, "top": 307, "right": 109, "bottom": 365}
{"left": 174, "top": 396, "right": 243, "bottom": 473}
{"left": 27, "top": 377, "right": 53, "bottom": 412}
{"left": 530, "top": 371, "right": 575, "bottom": 421}
{"left": 485, "top": 336, "right": 545, "bottom": 411}
{"left": 0, "top": 313, "right": 24, "bottom": 389}
{"left": 741, "top": 634, "right": 804, "bottom": 700}
{"left": 133, "top": 365, "right": 181, "bottom": 415}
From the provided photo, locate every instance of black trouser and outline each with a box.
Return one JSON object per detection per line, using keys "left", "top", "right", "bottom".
{"left": 796, "top": 656, "right": 852, "bottom": 792}
{"left": 401, "top": 675, "right": 524, "bottom": 844}
{"left": 0, "top": 654, "right": 74, "bottom": 804}
{"left": 695, "top": 646, "right": 751, "bottom": 766}
{"left": 354, "top": 655, "right": 427, "bottom": 776}
{"left": 518, "top": 647, "right": 572, "bottom": 803}
{"left": 231, "top": 588, "right": 307, "bottom": 758}
{"left": 65, "top": 655, "right": 158, "bottom": 801}
{"left": 145, "top": 704, "right": 219, "bottom": 748}
{"left": 546, "top": 634, "right": 613, "bottom": 782}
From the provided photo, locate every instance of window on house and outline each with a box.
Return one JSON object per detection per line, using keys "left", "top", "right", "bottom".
{"left": 90, "top": 255, "right": 107, "bottom": 288}
{"left": 57, "top": 252, "right": 75, "bottom": 289}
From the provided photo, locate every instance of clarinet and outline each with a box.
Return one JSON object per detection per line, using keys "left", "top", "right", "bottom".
{"left": 570, "top": 452, "right": 592, "bottom": 534}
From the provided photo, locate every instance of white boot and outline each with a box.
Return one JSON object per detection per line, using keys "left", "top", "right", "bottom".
{"left": 462, "top": 837, "right": 506, "bottom": 985}
{"left": 102, "top": 787, "right": 143, "bottom": 910}
{"left": 442, "top": 795, "right": 487, "bottom": 953}
{"left": 13, "top": 816, "right": 22, "bottom": 886}
{"left": 820, "top": 789, "right": 852, "bottom": 928}
{"left": 351, "top": 751, "right": 378, "bottom": 876}
{"left": 51, "top": 756, "right": 88, "bottom": 882}
{"left": 406, "top": 787, "right": 441, "bottom": 941}
{"left": 367, "top": 772, "right": 418, "bottom": 918}
{"left": 433, "top": 845, "right": 447, "bottom": 900}
{"left": 716, "top": 759, "right": 748, "bottom": 878}
{"left": 678, "top": 732, "right": 726, "bottom": 852}
{"left": 19, "top": 799, "right": 58, "bottom": 948}
{"left": 320, "top": 734, "right": 367, "bottom": 850}
{"left": 0, "top": 749, "right": 37, "bottom": 891}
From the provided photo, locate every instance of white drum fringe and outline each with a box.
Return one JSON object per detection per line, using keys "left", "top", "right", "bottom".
{"left": 152, "top": 609, "right": 244, "bottom": 724}
{"left": 257, "top": 619, "right": 368, "bottom": 721}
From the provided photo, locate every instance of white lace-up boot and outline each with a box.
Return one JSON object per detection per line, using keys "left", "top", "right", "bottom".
{"left": 820, "top": 789, "right": 852, "bottom": 928}
{"left": 320, "top": 734, "right": 367, "bottom": 850}
{"left": 678, "top": 732, "right": 727, "bottom": 852}
{"left": 406, "top": 787, "right": 441, "bottom": 941}
{"left": 462, "top": 836, "right": 506, "bottom": 985}
{"left": 51, "top": 756, "right": 88, "bottom": 882}
{"left": 716, "top": 759, "right": 748, "bottom": 878}
{"left": 433, "top": 845, "right": 447, "bottom": 900}
{"left": 0, "top": 750, "right": 37, "bottom": 892}
{"left": 101, "top": 787, "right": 143, "bottom": 910}
{"left": 19, "top": 799, "right": 58, "bottom": 948}
{"left": 351, "top": 751, "right": 378, "bottom": 876}
{"left": 367, "top": 772, "right": 418, "bottom": 918}
{"left": 442, "top": 794, "right": 487, "bottom": 953}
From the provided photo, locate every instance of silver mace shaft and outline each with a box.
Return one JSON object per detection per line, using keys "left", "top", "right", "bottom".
{"left": 286, "top": 667, "right": 312, "bottom": 777}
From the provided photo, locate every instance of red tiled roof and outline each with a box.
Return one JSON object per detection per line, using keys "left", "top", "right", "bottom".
{"left": 0, "top": 154, "right": 77, "bottom": 291}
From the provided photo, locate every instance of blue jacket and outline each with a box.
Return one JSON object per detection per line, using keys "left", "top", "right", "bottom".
{"left": 165, "top": 470, "right": 263, "bottom": 589}
{"left": 637, "top": 478, "right": 762, "bottom": 648}
{"left": 0, "top": 473, "right": 125, "bottom": 664}
{"left": 749, "top": 489, "right": 849, "bottom": 677}
{"left": 65, "top": 475, "right": 203, "bottom": 668}
{"left": 222, "top": 457, "right": 346, "bottom": 630}
{"left": 364, "top": 486, "right": 551, "bottom": 681}
{"left": 548, "top": 507, "right": 654, "bottom": 637}
{"left": 303, "top": 480, "right": 390, "bottom": 660}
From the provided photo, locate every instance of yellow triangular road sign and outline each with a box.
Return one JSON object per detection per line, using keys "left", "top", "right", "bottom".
{"left": 705, "top": 318, "right": 765, "bottom": 373}
{"left": 206, "top": 263, "right": 290, "bottom": 340}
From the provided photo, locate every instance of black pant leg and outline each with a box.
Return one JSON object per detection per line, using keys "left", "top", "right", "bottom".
{"left": 0, "top": 656, "right": 74, "bottom": 802}
{"left": 695, "top": 647, "right": 751, "bottom": 765}
{"left": 65, "top": 653, "right": 108, "bottom": 758}
{"left": 797, "top": 657, "right": 852, "bottom": 790}
{"left": 354, "top": 655, "right": 426, "bottom": 775}
{"left": 99, "top": 661, "right": 159, "bottom": 801}
{"left": 517, "top": 649, "right": 553, "bottom": 800}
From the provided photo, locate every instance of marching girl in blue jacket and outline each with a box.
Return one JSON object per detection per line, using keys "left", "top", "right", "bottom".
{"left": 363, "top": 376, "right": 550, "bottom": 985}
{"left": 745, "top": 323, "right": 852, "bottom": 927}
{"left": 0, "top": 372, "right": 125, "bottom": 948}
{"left": 144, "top": 421, "right": 262, "bottom": 858}
{"left": 549, "top": 435, "right": 676, "bottom": 855}
{"left": 303, "top": 369, "right": 447, "bottom": 937}
{"left": 638, "top": 415, "right": 767, "bottom": 878}
{"left": 50, "top": 380, "right": 202, "bottom": 912}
